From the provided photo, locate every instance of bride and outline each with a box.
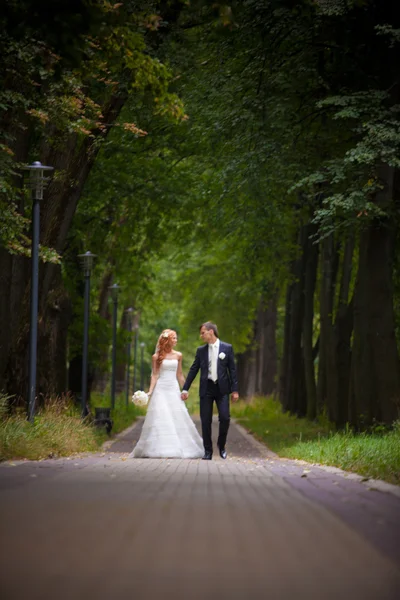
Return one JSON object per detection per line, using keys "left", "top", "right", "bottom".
{"left": 130, "top": 329, "right": 204, "bottom": 458}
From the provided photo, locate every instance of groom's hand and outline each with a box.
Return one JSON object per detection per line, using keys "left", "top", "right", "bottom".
{"left": 231, "top": 392, "right": 239, "bottom": 403}
{"left": 181, "top": 391, "right": 189, "bottom": 401}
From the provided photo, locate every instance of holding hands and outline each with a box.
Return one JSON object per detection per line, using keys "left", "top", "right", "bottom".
{"left": 181, "top": 391, "right": 189, "bottom": 401}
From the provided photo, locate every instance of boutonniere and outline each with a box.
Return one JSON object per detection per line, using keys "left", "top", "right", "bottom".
{"left": 219, "top": 352, "right": 226, "bottom": 360}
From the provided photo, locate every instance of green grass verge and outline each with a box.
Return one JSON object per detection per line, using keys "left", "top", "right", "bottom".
{"left": 231, "top": 396, "right": 400, "bottom": 485}
{"left": 90, "top": 391, "right": 146, "bottom": 433}
{"left": 0, "top": 392, "right": 145, "bottom": 462}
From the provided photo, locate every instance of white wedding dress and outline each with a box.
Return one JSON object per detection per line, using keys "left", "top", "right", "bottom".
{"left": 130, "top": 358, "right": 204, "bottom": 458}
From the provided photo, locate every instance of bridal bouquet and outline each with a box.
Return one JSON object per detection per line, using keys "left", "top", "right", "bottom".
{"left": 132, "top": 390, "right": 149, "bottom": 407}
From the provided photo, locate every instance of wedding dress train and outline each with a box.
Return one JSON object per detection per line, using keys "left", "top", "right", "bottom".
{"left": 130, "top": 358, "right": 203, "bottom": 458}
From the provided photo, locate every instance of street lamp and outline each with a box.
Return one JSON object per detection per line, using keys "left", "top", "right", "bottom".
{"left": 22, "top": 161, "right": 54, "bottom": 422}
{"left": 125, "top": 307, "right": 134, "bottom": 407}
{"left": 133, "top": 323, "right": 139, "bottom": 392}
{"left": 78, "top": 251, "right": 96, "bottom": 417}
{"left": 109, "top": 283, "right": 120, "bottom": 410}
{"left": 140, "top": 342, "right": 145, "bottom": 390}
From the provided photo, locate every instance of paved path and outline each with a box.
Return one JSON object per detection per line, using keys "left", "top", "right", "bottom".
{"left": 0, "top": 417, "right": 399, "bottom": 599}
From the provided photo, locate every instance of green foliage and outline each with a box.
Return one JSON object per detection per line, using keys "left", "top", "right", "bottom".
{"left": 90, "top": 391, "right": 146, "bottom": 434}
{"left": 2, "top": 0, "right": 399, "bottom": 421}
{"left": 294, "top": 91, "right": 400, "bottom": 236}
{"left": 232, "top": 396, "right": 331, "bottom": 453}
{"left": 0, "top": 391, "right": 145, "bottom": 461}
{"left": 232, "top": 397, "right": 400, "bottom": 485}
{"left": 0, "top": 1, "right": 186, "bottom": 257}
{"left": 282, "top": 425, "right": 400, "bottom": 485}
{"left": 0, "top": 397, "right": 102, "bottom": 461}
{"left": 74, "top": 0, "right": 400, "bottom": 369}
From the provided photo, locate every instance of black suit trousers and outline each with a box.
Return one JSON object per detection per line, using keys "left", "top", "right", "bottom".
{"left": 200, "top": 380, "right": 230, "bottom": 454}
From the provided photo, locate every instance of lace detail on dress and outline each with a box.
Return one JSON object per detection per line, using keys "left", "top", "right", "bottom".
{"left": 130, "top": 359, "right": 203, "bottom": 458}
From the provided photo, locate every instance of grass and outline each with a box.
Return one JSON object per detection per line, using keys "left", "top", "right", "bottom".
{"left": 3, "top": 390, "right": 398, "bottom": 484}
{"left": 0, "top": 391, "right": 145, "bottom": 462}
{"left": 231, "top": 396, "right": 400, "bottom": 485}
{"left": 90, "top": 391, "right": 146, "bottom": 433}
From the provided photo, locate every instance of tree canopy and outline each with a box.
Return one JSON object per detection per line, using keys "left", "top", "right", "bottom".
{"left": 1, "top": 0, "right": 399, "bottom": 428}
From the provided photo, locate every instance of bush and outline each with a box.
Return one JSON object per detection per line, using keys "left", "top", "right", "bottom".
{"left": 0, "top": 392, "right": 144, "bottom": 462}
{"left": 0, "top": 395, "right": 101, "bottom": 461}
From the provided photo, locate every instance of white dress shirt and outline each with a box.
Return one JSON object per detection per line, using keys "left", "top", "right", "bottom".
{"left": 208, "top": 339, "right": 220, "bottom": 383}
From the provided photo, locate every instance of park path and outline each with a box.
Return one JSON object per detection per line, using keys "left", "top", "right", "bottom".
{"left": 0, "top": 417, "right": 399, "bottom": 600}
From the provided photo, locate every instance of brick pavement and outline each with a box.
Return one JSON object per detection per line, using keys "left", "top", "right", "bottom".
{"left": 0, "top": 417, "right": 399, "bottom": 600}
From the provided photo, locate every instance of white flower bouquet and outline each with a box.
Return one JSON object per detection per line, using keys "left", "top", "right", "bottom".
{"left": 132, "top": 390, "right": 149, "bottom": 407}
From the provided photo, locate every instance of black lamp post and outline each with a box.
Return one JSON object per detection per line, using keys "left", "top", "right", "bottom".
{"left": 140, "top": 342, "right": 145, "bottom": 390}
{"left": 23, "top": 161, "right": 54, "bottom": 422}
{"left": 125, "top": 307, "right": 134, "bottom": 407}
{"left": 133, "top": 323, "right": 139, "bottom": 392}
{"left": 78, "top": 251, "right": 96, "bottom": 417}
{"left": 109, "top": 283, "right": 120, "bottom": 410}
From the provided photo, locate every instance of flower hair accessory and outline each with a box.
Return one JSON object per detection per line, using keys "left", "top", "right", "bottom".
{"left": 162, "top": 332, "right": 169, "bottom": 338}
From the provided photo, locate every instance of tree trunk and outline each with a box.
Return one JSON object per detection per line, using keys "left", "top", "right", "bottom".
{"left": 36, "top": 268, "right": 71, "bottom": 396}
{"left": 238, "top": 294, "right": 278, "bottom": 398}
{"left": 350, "top": 214, "right": 400, "bottom": 426}
{"left": 279, "top": 284, "right": 292, "bottom": 411}
{"left": 4, "top": 97, "right": 126, "bottom": 401}
{"left": 92, "top": 270, "right": 113, "bottom": 391}
{"left": 258, "top": 295, "right": 278, "bottom": 396}
{"left": 237, "top": 348, "right": 257, "bottom": 399}
{"left": 115, "top": 307, "right": 130, "bottom": 394}
{"left": 279, "top": 225, "right": 308, "bottom": 415}
{"left": 331, "top": 234, "right": 355, "bottom": 427}
{"left": 317, "top": 233, "right": 340, "bottom": 419}
{"left": 303, "top": 226, "right": 319, "bottom": 420}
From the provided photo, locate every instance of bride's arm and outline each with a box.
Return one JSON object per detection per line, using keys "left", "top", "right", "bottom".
{"left": 177, "top": 352, "right": 185, "bottom": 388}
{"left": 148, "top": 355, "right": 159, "bottom": 395}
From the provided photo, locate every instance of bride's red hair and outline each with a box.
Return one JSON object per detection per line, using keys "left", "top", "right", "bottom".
{"left": 156, "top": 329, "right": 176, "bottom": 368}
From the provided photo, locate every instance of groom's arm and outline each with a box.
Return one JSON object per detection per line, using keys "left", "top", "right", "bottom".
{"left": 182, "top": 349, "right": 201, "bottom": 393}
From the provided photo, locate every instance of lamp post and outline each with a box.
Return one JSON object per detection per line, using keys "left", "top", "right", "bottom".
{"left": 109, "top": 283, "right": 120, "bottom": 410}
{"left": 22, "top": 161, "right": 54, "bottom": 422}
{"left": 133, "top": 323, "right": 139, "bottom": 392}
{"left": 140, "top": 342, "right": 145, "bottom": 390}
{"left": 78, "top": 251, "right": 96, "bottom": 417}
{"left": 125, "top": 307, "right": 134, "bottom": 407}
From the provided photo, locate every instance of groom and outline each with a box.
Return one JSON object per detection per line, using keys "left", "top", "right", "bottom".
{"left": 181, "top": 322, "right": 239, "bottom": 460}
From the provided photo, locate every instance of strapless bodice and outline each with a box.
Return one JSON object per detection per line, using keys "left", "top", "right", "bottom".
{"left": 158, "top": 358, "right": 178, "bottom": 382}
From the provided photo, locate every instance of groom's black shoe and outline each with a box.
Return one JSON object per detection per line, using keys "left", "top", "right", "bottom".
{"left": 218, "top": 445, "right": 227, "bottom": 460}
{"left": 202, "top": 451, "right": 213, "bottom": 460}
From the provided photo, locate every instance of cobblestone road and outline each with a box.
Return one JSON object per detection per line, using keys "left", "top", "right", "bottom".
{"left": 0, "top": 417, "right": 399, "bottom": 600}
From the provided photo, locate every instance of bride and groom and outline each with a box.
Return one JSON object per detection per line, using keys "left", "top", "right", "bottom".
{"left": 131, "top": 322, "right": 239, "bottom": 460}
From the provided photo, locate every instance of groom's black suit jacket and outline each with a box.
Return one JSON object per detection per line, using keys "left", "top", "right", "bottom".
{"left": 183, "top": 341, "right": 238, "bottom": 398}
